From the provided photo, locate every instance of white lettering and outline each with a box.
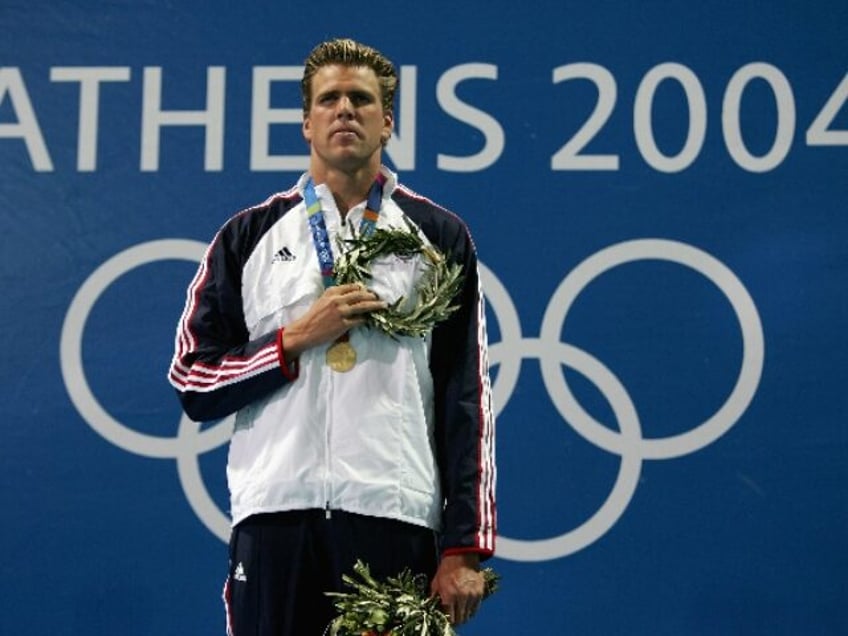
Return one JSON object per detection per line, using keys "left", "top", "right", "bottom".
{"left": 723, "top": 63, "right": 795, "bottom": 173}
{"left": 384, "top": 65, "right": 417, "bottom": 171}
{"left": 0, "top": 67, "right": 53, "bottom": 171}
{"left": 551, "top": 63, "right": 619, "bottom": 171}
{"left": 141, "top": 66, "right": 226, "bottom": 172}
{"left": 50, "top": 67, "right": 131, "bottom": 171}
{"left": 806, "top": 72, "right": 848, "bottom": 146}
{"left": 0, "top": 61, "right": 841, "bottom": 174}
{"left": 249, "top": 66, "right": 306, "bottom": 172}
{"left": 436, "top": 63, "right": 504, "bottom": 172}
{"left": 634, "top": 63, "right": 706, "bottom": 173}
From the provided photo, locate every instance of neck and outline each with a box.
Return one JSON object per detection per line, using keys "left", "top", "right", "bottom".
{"left": 310, "top": 164, "right": 381, "bottom": 216}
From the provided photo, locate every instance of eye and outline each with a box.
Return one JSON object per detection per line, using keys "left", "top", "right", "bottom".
{"left": 350, "top": 92, "right": 374, "bottom": 106}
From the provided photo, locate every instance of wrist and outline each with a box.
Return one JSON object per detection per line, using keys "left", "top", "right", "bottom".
{"left": 280, "top": 319, "right": 311, "bottom": 358}
{"left": 440, "top": 551, "right": 481, "bottom": 569}
{"left": 276, "top": 327, "right": 300, "bottom": 380}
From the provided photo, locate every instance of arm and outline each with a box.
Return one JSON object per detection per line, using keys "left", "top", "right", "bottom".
{"left": 168, "top": 224, "right": 386, "bottom": 422}
{"left": 428, "top": 222, "right": 497, "bottom": 623}
{"left": 167, "top": 226, "right": 297, "bottom": 422}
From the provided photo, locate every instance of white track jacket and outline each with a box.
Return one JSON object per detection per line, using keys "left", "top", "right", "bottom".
{"left": 168, "top": 168, "right": 496, "bottom": 557}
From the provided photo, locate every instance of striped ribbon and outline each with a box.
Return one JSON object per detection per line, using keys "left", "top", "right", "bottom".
{"left": 304, "top": 174, "right": 385, "bottom": 288}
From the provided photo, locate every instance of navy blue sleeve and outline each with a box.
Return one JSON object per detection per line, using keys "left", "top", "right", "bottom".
{"left": 167, "top": 197, "right": 300, "bottom": 422}
{"left": 396, "top": 188, "right": 497, "bottom": 558}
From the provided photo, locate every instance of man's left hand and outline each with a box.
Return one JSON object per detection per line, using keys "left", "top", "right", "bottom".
{"left": 430, "top": 553, "right": 485, "bottom": 625}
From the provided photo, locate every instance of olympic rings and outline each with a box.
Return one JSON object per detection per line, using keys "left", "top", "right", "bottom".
{"left": 60, "top": 239, "right": 233, "bottom": 457}
{"left": 60, "top": 238, "right": 764, "bottom": 560}
{"left": 538, "top": 239, "right": 764, "bottom": 461}
{"left": 482, "top": 239, "right": 764, "bottom": 561}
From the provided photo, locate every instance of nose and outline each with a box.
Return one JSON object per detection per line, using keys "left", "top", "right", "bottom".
{"left": 335, "top": 95, "right": 354, "bottom": 119}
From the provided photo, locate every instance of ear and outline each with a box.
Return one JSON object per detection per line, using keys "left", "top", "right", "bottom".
{"left": 382, "top": 110, "right": 394, "bottom": 144}
{"left": 303, "top": 114, "right": 312, "bottom": 143}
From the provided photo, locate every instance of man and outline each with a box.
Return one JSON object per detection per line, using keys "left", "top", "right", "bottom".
{"left": 168, "top": 38, "right": 496, "bottom": 635}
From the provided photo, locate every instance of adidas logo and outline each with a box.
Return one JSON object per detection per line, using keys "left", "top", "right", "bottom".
{"left": 234, "top": 562, "right": 247, "bottom": 582}
{"left": 272, "top": 246, "right": 296, "bottom": 263}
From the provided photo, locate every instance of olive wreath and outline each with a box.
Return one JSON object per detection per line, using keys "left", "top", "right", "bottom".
{"left": 334, "top": 219, "right": 464, "bottom": 338}
{"left": 325, "top": 559, "right": 500, "bottom": 636}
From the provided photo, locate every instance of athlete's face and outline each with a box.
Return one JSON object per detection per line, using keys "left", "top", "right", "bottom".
{"left": 303, "top": 64, "right": 393, "bottom": 176}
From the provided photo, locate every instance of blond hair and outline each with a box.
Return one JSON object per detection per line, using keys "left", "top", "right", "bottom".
{"left": 301, "top": 38, "right": 397, "bottom": 114}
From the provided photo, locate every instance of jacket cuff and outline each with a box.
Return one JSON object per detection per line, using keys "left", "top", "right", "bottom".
{"left": 441, "top": 546, "right": 495, "bottom": 561}
{"left": 276, "top": 327, "right": 299, "bottom": 381}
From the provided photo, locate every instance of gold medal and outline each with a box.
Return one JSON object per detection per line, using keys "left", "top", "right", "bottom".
{"left": 326, "top": 340, "right": 357, "bottom": 372}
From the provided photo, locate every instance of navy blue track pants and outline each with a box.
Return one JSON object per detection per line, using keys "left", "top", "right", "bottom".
{"left": 223, "top": 509, "right": 439, "bottom": 636}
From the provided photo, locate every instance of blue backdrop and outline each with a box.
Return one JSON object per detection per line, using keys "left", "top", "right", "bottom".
{"left": 2, "top": 1, "right": 846, "bottom": 634}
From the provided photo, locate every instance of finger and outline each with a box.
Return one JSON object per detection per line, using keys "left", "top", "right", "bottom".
{"left": 455, "top": 606, "right": 471, "bottom": 625}
{"left": 345, "top": 296, "right": 382, "bottom": 311}
{"left": 436, "top": 595, "right": 456, "bottom": 625}
{"left": 345, "top": 289, "right": 381, "bottom": 305}
{"left": 459, "top": 599, "right": 476, "bottom": 624}
{"left": 454, "top": 589, "right": 482, "bottom": 624}
{"left": 351, "top": 300, "right": 387, "bottom": 315}
{"left": 341, "top": 296, "right": 387, "bottom": 315}
{"left": 452, "top": 605, "right": 464, "bottom": 625}
{"left": 448, "top": 595, "right": 469, "bottom": 625}
{"left": 333, "top": 282, "right": 367, "bottom": 293}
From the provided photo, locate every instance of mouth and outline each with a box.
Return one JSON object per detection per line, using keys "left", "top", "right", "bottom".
{"left": 332, "top": 127, "right": 360, "bottom": 139}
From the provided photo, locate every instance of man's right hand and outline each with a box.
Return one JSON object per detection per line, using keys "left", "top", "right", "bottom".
{"left": 281, "top": 283, "right": 386, "bottom": 358}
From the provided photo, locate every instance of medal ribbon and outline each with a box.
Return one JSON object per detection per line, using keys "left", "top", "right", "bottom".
{"left": 304, "top": 174, "right": 385, "bottom": 288}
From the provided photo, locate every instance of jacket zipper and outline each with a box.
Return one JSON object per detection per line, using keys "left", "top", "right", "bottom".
{"left": 324, "top": 351, "right": 335, "bottom": 520}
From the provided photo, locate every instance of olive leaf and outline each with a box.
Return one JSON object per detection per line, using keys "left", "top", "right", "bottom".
{"left": 334, "top": 222, "right": 464, "bottom": 338}
{"left": 326, "top": 559, "right": 500, "bottom": 636}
